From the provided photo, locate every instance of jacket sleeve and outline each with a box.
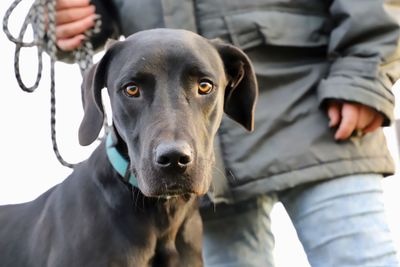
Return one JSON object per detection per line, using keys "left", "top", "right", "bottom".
{"left": 54, "top": 0, "right": 121, "bottom": 63}
{"left": 317, "top": 0, "right": 400, "bottom": 126}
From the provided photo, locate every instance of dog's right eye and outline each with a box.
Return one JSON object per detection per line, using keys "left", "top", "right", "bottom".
{"left": 197, "top": 80, "right": 214, "bottom": 95}
{"left": 124, "top": 83, "right": 141, "bottom": 98}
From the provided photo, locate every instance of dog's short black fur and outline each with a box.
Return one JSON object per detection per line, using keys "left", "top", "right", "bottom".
{"left": 0, "top": 29, "right": 257, "bottom": 267}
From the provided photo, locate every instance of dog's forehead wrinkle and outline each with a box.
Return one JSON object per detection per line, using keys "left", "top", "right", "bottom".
{"left": 111, "top": 40, "right": 223, "bottom": 89}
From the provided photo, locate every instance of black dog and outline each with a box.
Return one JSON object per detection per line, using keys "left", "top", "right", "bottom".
{"left": 0, "top": 29, "right": 257, "bottom": 267}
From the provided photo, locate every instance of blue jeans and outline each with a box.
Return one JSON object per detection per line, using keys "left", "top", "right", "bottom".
{"left": 201, "top": 174, "right": 399, "bottom": 267}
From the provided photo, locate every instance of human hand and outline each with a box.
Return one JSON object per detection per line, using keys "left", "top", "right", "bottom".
{"left": 327, "top": 101, "right": 384, "bottom": 140}
{"left": 55, "top": 0, "right": 97, "bottom": 51}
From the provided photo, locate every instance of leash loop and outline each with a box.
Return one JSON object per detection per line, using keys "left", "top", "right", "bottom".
{"left": 3, "top": 0, "right": 101, "bottom": 168}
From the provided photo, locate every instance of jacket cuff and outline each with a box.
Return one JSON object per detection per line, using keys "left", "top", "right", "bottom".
{"left": 318, "top": 57, "right": 395, "bottom": 126}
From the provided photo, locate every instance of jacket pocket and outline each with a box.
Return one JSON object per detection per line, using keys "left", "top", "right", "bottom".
{"left": 223, "top": 10, "right": 330, "bottom": 50}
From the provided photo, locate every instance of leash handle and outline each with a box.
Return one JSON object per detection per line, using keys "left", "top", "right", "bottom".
{"left": 3, "top": 0, "right": 44, "bottom": 92}
{"left": 3, "top": 0, "right": 101, "bottom": 168}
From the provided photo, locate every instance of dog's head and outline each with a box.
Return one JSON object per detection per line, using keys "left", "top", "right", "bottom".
{"left": 78, "top": 29, "right": 257, "bottom": 197}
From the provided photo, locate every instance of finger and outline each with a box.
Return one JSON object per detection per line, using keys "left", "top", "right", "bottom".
{"left": 57, "top": 34, "right": 85, "bottom": 51}
{"left": 56, "top": 6, "right": 95, "bottom": 25}
{"left": 363, "top": 114, "right": 384, "bottom": 133}
{"left": 56, "top": 0, "right": 90, "bottom": 10}
{"left": 356, "top": 105, "right": 375, "bottom": 130}
{"left": 56, "top": 14, "right": 96, "bottom": 39}
{"left": 327, "top": 102, "right": 341, "bottom": 128}
{"left": 335, "top": 103, "right": 359, "bottom": 140}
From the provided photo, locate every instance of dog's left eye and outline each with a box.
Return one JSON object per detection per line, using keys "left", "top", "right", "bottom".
{"left": 198, "top": 80, "right": 214, "bottom": 95}
{"left": 124, "top": 83, "right": 141, "bottom": 97}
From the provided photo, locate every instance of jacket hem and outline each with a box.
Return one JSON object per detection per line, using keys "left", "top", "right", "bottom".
{"left": 226, "top": 156, "right": 395, "bottom": 203}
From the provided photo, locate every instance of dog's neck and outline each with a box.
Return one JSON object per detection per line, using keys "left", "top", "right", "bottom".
{"left": 105, "top": 133, "right": 138, "bottom": 187}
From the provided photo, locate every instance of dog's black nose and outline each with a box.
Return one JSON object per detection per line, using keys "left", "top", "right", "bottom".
{"left": 155, "top": 141, "right": 193, "bottom": 171}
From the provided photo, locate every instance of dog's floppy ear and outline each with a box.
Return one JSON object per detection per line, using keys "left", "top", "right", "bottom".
{"left": 78, "top": 60, "right": 106, "bottom": 146}
{"left": 79, "top": 39, "right": 120, "bottom": 146}
{"left": 212, "top": 40, "right": 258, "bottom": 131}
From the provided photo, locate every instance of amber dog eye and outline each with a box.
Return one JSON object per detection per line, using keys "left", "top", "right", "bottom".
{"left": 124, "top": 83, "right": 140, "bottom": 97}
{"left": 198, "top": 80, "right": 214, "bottom": 95}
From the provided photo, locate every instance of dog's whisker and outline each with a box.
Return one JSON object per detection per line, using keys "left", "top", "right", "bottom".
{"left": 211, "top": 165, "right": 225, "bottom": 178}
{"left": 208, "top": 181, "right": 215, "bottom": 192}
{"left": 227, "top": 170, "right": 237, "bottom": 182}
{"left": 134, "top": 188, "right": 141, "bottom": 211}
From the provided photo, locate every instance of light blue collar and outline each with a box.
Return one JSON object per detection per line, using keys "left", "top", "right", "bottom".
{"left": 105, "top": 134, "right": 138, "bottom": 187}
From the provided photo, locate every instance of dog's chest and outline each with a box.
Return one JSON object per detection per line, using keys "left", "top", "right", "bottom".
{"left": 148, "top": 197, "right": 197, "bottom": 266}
{"left": 154, "top": 198, "right": 190, "bottom": 231}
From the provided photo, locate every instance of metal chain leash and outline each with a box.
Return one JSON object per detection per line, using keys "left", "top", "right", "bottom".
{"left": 3, "top": 0, "right": 101, "bottom": 168}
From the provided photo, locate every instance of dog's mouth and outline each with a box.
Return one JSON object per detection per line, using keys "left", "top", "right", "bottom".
{"left": 155, "top": 193, "right": 194, "bottom": 200}
{"left": 143, "top": 182, "right": 197, "bottom": 198}
{"left": 135, "top": 170, "right": 209, "bottom": 198}
{"left": 161, "top": 184, "right": 193, "bottom": 197}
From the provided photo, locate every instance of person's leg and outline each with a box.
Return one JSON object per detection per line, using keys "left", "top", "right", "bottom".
{"left": 200, "top": 194, "right": 278, "bottom": 267}
{"left": 280, "top": 174, "right": 399, "bottom": 267}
